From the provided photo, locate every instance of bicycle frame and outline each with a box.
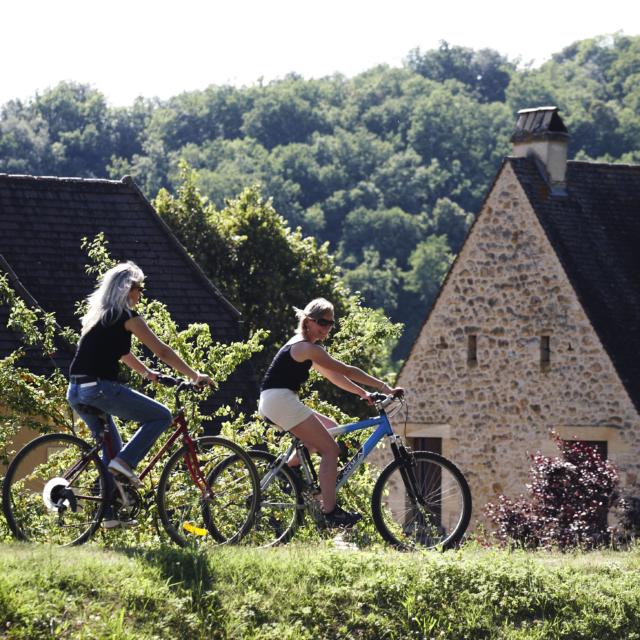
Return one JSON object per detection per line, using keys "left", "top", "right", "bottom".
{"left": 83, "top": 405, "right": 212, "bottom": 501}
{"left": 136, "top": 411, "right": 210, "bottom": 497}
{"left": 265, "top": 407, "right": 398, "bottom": 495}
{"left": 329, "top": 414, "right": 394, "bottom": 490}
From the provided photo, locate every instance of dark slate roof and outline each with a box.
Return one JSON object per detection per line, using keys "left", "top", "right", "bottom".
{"left": 509, "top": 157, "right": 640, "bottom": 414}
{"left": 0, "top": 173, "right": 258, "bottom": 412}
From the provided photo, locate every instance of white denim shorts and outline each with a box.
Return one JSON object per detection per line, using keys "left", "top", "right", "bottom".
{"left": 258, "top": 388, "right": 313, "bottom": 431}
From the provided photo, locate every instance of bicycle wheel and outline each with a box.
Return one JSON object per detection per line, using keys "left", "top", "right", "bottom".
{"left": 2, "top": 433, "right": 108, "bottom": 546}
{"left": 156, "top": 436, "right": 260, "bottom": 547}
{"left": 210, "top": 450, "right": 304, "bottom": 546}
{"left": 371, "top": 450, "right": 471, "bottom": 550}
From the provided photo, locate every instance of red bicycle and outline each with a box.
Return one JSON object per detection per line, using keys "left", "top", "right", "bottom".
{"left": 2, "top": 375, "right": 260, "bottom": 547}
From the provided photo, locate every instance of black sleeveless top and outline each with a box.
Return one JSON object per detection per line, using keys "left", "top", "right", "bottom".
{"left": 69, "top": 309, "right": 139, "bottom": 381}
{"left": 261, "top": 342, "right": 313, "bottom": 393}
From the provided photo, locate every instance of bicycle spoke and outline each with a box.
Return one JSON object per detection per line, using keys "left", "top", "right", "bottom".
{"left": 372, "top": 451, "right": 471, "bottom": 550}
{"left": 156, "top": 436, "right": 259, "bottom": 547}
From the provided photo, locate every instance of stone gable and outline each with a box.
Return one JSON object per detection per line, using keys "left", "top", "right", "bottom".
{"left": 396, "top": 162, "right": 640, "bottom": 529}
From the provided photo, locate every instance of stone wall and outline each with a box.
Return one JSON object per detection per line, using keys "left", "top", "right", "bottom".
{"left": 396, "top": 162, "right": 640, "bottom": 530}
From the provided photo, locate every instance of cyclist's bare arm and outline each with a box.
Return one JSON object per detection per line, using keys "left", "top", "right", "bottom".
{"left": 124, "top": 316, "right": 211, "bottom": 385}
{"left": 120, "top": 352, "right": 159, "bottom": 380}
{"left": 292, "top": 342, "right": 399, "bottom": 394}
{"left": 313, "top": 363, "right": 368, "bottom": 399}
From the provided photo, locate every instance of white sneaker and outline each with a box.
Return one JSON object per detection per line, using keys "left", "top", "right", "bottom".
{"left": 107, "top": 458, "right": 143, "bottom": 488}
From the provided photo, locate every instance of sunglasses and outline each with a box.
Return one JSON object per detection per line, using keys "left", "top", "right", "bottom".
{"left": 312, "top": 317, "right": 335, "bottom": 328}
{"left": 131, "top": 283, "right": 145, "bottom": 292}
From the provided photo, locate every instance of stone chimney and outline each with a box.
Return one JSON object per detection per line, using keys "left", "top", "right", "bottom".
{"left": 511, "top": 106, "right": 569, "bottom": 193}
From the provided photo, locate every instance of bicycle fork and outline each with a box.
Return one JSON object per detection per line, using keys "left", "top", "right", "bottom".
{"left": 389, "top": 436, "right": 427, "bottom": 509}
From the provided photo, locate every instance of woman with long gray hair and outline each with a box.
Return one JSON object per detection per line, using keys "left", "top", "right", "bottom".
{"left": 67, "top": 261, "right": 211, "bottom": 529}
{"left": 258, "top": 297, "right": 402, "bottom": 527}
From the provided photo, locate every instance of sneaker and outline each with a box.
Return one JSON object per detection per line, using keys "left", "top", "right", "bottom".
{"left": 102, "top": 518, "right": 138, "bottom": 530}
{"left": 323, "top": 504, "right": 362, "bottom": 528}
{"left": 107, "top": 458, "right": 143, "bottom": 488}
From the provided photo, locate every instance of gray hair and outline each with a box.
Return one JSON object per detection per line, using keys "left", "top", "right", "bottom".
{"left": 294, "top": 298, "right": 334, "bottom": 336}
{"left": 81, "top": 261, "right": 145, "bottom": 335}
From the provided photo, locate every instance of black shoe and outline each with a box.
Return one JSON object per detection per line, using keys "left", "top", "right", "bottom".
{"left": 323, "top": 505, "right": 362, "bottom": 528}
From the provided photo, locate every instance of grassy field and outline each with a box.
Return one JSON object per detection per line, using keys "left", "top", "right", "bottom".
{"left": 1, "top": 541, "right": 640, "bottom": 639}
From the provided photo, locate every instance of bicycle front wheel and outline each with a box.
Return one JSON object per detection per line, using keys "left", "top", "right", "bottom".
{"left": 372, "top": 450, "right": 471, "bottom": 550}
{"left": 2, "top": 433, "right": 108, "bottom": 546}
{"left": 209, "top": 450, "right": 304, "bottom": 547}
{"left": 156, "top": 436, "right": 260, "bottom": 547}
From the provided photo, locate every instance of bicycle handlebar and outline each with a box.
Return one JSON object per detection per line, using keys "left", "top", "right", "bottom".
{"left": 156, "top": 374, "right": 209, "bottom": 389}
{"left": 369, "top": 390, "right": 404, "bottom": 411}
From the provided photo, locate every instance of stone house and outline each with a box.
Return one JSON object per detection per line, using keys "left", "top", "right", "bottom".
{"left": 0, "top": 173, "right": 258, "bottom": 458}
{"left": 395, "top": 106, "right": 640, "bottom": 530}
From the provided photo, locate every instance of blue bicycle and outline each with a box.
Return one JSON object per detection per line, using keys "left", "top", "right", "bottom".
{"left": 219, "top": 392, "right": 472, "bottom": 550}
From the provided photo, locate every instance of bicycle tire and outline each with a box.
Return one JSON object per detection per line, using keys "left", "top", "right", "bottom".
{"left": 2, "top": 432, "right": 108, "bottom": 546}
{"left": 210, "top": 450, "right": 304, "bottom": 546}
{"left": 156, "top": 436, "right": 260, "bottom": 547}
{"left": 371, "top": 450, "right": 471, "bottom": 550}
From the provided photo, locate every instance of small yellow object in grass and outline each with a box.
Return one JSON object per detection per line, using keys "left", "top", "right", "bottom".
{"left": 182, "top": 521, "right": 208, "bottom": 536}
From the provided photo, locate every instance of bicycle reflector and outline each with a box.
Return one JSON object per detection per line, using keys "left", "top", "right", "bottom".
{"left": 182, "top": 521, "right": 208, "bottom": 537}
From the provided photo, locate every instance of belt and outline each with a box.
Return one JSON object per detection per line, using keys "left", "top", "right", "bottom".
{"left": 70, "top": 375, "right": 99, "bottom": 387}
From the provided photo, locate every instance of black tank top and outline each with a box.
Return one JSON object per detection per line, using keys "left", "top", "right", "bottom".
{"left": 261, "top": 342, "right": 313, "bottom": 393}
{"left": 69, "top": 309, "right": 139, "bottom": 381}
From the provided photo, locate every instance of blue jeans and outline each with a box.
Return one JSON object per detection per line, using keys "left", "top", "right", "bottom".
{"left": 66, "top": 379, "right": 173, "bottom": 470}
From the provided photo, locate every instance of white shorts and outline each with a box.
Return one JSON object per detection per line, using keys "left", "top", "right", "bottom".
{"left": 258, "top": 388, "right": 313, "bottom": 431}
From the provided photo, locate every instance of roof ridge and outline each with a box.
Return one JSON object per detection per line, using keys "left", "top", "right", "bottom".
{"left": 0, "top": 173, "right": 124, "bottom": 185}
{"left": 507, "top": 157, "right": 640, "bottom": 171}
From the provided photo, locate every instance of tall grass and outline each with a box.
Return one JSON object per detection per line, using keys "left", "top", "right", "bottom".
{"left": 1, "top": 542, "right": 639, "bottom": 639}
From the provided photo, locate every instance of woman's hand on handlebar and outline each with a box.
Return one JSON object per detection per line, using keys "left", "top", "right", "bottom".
{"left": 379, "top": 383, "right": 404, "bottom": 398}
{"left": 193, "top": 372, "right": 213, "bottom": 387}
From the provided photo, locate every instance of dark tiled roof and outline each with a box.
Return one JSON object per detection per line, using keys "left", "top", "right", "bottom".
{"left": 510, "top": 157, "right": 640, "bottom": 413}
{"left": 0, "top": 173, "right": 257, "bottom": 411}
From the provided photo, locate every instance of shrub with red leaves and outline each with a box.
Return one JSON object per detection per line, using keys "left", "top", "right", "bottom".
{"left": 484, "top": 433, "right": 622, "bottom": 549}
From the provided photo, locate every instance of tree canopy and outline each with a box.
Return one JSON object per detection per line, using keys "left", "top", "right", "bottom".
{"left": 2, "top": 33, "right": 639, "bottom": 362}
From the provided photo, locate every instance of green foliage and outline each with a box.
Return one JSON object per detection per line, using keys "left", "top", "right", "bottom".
{"left": 406, "top": 41, "right": 516, "bottom": 103}
{"left": 4, "top": 543, "right": 640, "bottom": 639}
{"left": 404, "top": 235, "right": 455, "bottom": 305}
{"left": 155, "top": 165, "right": 401, "bottom": 385}
{"left": 341, "top": 249, "right": 403, "bottom": 313}
{"left": 338, "top": 206, "right": 425, "bottom": 269}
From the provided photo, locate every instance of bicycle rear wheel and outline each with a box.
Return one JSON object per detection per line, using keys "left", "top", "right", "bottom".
{"left": 371, "top": 450, "right": 471, "bottom": 550}
{"left": 156, "top": 436, "right": 260, "bottom": 547}
{"left": 2, "top": 433, "right": 108, "bottom": 546}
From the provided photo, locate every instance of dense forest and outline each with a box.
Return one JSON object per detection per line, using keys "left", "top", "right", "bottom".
{"left": 2, "top": 33, "right": 639, "bottom": 361}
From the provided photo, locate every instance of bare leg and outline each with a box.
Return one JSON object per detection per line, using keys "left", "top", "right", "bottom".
{"left": 287, "top": 410, "right": 337, "bottom": 467}
{"left": 290, "top": 414, "right": 340, "bottom": 512}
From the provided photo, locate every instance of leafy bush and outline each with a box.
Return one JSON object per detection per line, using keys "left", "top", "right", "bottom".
{"left": 484, "top": 433, "right": 622, "bottom": 549}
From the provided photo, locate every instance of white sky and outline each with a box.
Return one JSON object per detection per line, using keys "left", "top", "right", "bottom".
{"left": 3, "top": 0, "right": 639, "bottom": 107}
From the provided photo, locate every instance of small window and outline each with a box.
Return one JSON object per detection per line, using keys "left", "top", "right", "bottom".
{"left": 467, "top": 335, "right": 478, "bottom": 367}
{"left": 540, "top": 335, "right": 550, "bottom": 371}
